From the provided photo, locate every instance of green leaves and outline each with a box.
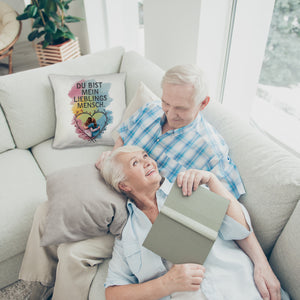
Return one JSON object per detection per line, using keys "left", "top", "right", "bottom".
{"left": 45, "top": 20, "right": 57, "bottom": 33}
{"left": 64, "top": 16, "right": 82, "bottom": 23}
{"left": 16, "top": 0, "right": 83, "bottom": 47}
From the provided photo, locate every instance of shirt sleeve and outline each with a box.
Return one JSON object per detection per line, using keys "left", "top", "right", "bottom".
{"left": 218, "top": 203, "right": 253, "bottom": 241}
{"left": 208, "top": 154, "right": 245, "bottom": 200}
{"left": 117, "top": 102, "right": 151, "bottom": 144}
{"left": 104, "top": 238, "right": 138, "bottom": 288}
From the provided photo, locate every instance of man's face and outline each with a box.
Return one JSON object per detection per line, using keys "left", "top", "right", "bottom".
{"left": 117, "top": 150, "right": 162, "bottom": 193}
{"left": 161, "top": 83, "right": 201, "bottom": 129}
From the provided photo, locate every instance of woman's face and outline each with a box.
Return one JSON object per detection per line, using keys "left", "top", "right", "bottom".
{"left": 116, "top": 150, "right": 161, "bottom": 193}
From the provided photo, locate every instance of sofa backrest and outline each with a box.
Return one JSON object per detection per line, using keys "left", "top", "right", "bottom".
{"left": 0, "top": 104, "right": 15, "bottom": 153}
{"left": 202, "top": 101, "right": 300, "bottom": 256}
{"left": 120, "top": 51, "right": 164, "bottom": 105}
{"left": 0, "top": 47, "right": 125, "bottom": 149}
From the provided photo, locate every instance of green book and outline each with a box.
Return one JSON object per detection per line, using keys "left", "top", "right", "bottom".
{"left": 143, "top": 184, "right": 230, "bottom": 264}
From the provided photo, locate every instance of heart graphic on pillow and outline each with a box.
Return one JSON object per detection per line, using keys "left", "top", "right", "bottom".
{"left": 69, "top": 79, "right": 114, "bottom": 141}
{"left": 74, "top": 111, "right": 111, "bottom": 141}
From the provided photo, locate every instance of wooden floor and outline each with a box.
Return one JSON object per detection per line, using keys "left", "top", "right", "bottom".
{"left": 0, "top": 41, "right": 40, "bottom": 76}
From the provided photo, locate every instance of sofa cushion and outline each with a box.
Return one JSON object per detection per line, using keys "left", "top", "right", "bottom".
{"left": 31, "top": 139, "right": 112, "bottom": 176}
{"left": 49, "top": 72, "right": 126, "bottom": 149}
{"left": 41, "top": 164, "right": 127, "bottom": 246}
{"left": 0, "top": 47, "right": 125, "bottom": 150}
{"left": 89, "top": 258, "right": 111, "bottom": 300}
{"left": 202, "top": 101, "right": 300, "bottom": 255}
{"left": 269, "top": 200, "right": 300, "bottom": 300}
{"left": 0, "top": 149, "right": 47, "bottom": 263}
{"left": 112, "top": 81, "right": 160, "bottom": 141}
{"left": 0, "top": 105, "right": 14, "bottom": 153}
{"left": 120, "top": 51, "right": 164, "bottom": 106}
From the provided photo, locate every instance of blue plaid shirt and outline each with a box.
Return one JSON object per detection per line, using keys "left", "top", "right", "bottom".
{"left": 118, "top": 101, "right": 245, "bottom": 199}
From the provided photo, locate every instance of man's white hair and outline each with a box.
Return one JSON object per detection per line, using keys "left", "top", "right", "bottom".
{"left": 100, "top": 145, "right": 144, "bottom": 193}
{"left": 161, "top": 64, "right": 209, "bottom": 105}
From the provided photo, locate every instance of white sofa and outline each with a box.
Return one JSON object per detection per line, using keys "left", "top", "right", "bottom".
{"left": 0, "top": 47, "right": 299, "bottom": 300}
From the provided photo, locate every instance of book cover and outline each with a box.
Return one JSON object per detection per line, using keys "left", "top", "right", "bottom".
{"left": 143, "top": 184, "right": 230, "bottom": 264}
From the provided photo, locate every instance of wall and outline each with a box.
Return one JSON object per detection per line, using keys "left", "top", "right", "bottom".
{"left": 143, "top": 0, "right": 202, "bottom": 71}
{"left": 143, "top": 0, "right": 232, "bottom": 102}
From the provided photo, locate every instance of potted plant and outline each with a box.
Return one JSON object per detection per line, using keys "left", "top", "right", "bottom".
{"left": 17, "top": 0, "right": 82, "bottom": 66}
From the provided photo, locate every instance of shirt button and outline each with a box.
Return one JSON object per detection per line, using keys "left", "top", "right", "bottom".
{"left": 157, "top": 138, "right": 160, "bottom": 142}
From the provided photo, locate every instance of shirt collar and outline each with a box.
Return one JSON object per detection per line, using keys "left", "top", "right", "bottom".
{"left": 126, "top": 178, "right": 173, "bottom": 213}
{"left": 159, "top": 112, "right": 202, "bottom": 135}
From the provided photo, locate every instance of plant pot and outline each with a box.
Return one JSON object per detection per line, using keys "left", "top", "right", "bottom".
{"left": 34, "top": 37, "right": 80, "bottom": 67}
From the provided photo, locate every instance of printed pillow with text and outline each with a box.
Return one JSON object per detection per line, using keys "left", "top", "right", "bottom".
{"left": 49, "top": 73, "right": 126, "bottom": 148}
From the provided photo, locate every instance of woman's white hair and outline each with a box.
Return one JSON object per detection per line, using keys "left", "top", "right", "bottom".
{"left": 100, "top": 145, "right": 144, "bottom": 193}
{"left": 161, "top": 64, "right": 209, "bottom": 105}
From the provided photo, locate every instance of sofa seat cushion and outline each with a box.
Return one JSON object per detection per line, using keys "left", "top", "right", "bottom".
{"left": 0, "top": 47, "right": 125, "bottom": 150}
{"left": 0, "top": 149, "right": 47, "bottom": 262}
{"left": 31, "top": 139, "right": 112, "bottom": 176}
{"left": 0, "top": 105, "right": 14, "bottom": 153}
{"left": 203, "top": 101, "right": 300, "bottom": 255}
{"left": 89, "top": 258, "right": 111, "bottom": 300}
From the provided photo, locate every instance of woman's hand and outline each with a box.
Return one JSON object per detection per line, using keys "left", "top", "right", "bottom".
{"left": 176, "top": 169, "right": 214, "bottom": 196}
{"left": 254, "top": 263, "right": 281, "bottom": 300}
{"left": 161, "top": 264, "right": 205, "bottom": 294}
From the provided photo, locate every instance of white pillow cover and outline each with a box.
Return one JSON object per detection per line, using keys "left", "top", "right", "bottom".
{"left": 49, "top": 73, "right": 126, "bottom": 149}
{"left": 111, "top": 81, "right": 161, "bottom": 141}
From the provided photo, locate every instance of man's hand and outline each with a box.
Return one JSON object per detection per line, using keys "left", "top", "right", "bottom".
{"left": 176, "top": 169, "right": 213, "bottom": 196}
{"left": 95, "top": 151, "right": 112, "bottom": 170}
{"left": 254, "top": 263, "right": 281, "bottom": 300}
{"left": 161, "top": 264, "right": 205, "bottom": 294}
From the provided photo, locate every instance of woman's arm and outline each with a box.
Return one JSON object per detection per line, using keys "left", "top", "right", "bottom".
{"left": 177, "top": 169, "right": 281, "bottom": 300}
{"left": 236, "top": 233, "right": 281, "bottom": 300}
{"left": 106, "top": 264, "right": 205, "bottom": 300}
{"left": 176, "top": 170, "right": 249, "bottom": 229}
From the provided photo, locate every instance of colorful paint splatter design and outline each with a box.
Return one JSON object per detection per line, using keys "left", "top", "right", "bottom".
{"left": 68, "top": 79, "right": 113, "bottom": 142}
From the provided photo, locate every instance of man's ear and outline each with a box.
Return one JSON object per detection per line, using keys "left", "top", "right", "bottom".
{"left": 118, "top": 182, "right": 131, "bottom": 193}
{"left": 199, "top": 96, "right": 210, "bottom": 111}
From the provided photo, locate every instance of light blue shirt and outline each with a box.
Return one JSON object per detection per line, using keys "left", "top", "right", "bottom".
{"left": 118, "top": 101, "right": 245, "bottom": 199}
{"left": 105, "top": 180, "right": 270, "bottom": 300}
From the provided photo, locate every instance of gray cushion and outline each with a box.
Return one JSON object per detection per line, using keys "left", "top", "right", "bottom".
{"left": 41, "top": 164, "right": 128, "bottom": 246}
{"left": 203, "top": 101, "right": 300, "bottom": 256}
{"left": 0, "top": 47, "right": 125, "bottom": 149}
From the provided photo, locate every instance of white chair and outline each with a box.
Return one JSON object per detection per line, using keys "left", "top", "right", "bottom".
{"left": 0, "top": 1, "right": 21, "bottom": 74}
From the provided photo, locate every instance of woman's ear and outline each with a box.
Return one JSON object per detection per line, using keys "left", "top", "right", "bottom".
{"left": 118, "top": 182, "right": 131, "bottom": 193}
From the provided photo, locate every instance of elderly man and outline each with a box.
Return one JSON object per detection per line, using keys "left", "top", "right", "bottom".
{"left": 20, "top": 65, "right": 280, "bottom": 300}
{"left": 100, "top": 145, "right": 287, "bottom": 300}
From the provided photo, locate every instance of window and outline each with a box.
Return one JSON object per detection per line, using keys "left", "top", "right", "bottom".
{"left": 250, "top": 0, "right": 300, "bottom": 156}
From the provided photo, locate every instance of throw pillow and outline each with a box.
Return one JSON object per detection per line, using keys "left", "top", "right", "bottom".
{"left": 41, "top": 164, "right": 128, "bottom": 246}
{"left": 49, "top": 73, "right": 126, "bottom": 149}
{"left": 112, "top": 81, "right": 161, "bottom": 141}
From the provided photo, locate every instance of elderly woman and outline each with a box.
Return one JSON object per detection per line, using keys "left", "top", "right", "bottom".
{"left": 100, "top": 145, "right": 287, "bottom": 300}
